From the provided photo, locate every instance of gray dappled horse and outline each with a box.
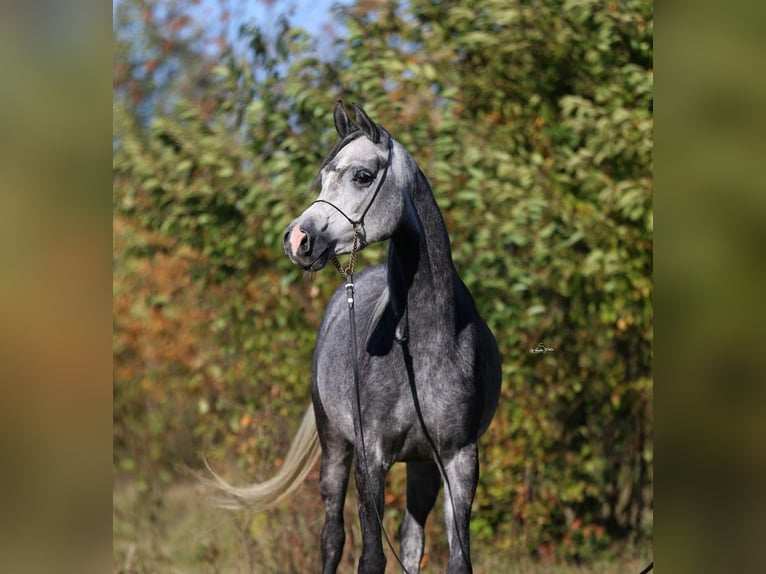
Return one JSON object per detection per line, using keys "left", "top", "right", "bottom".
{"left": 211, "top": 102, "right": 501, "bottom": 574}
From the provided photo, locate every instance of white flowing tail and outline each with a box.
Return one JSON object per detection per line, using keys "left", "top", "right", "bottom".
{"left": 206, "top": 403, "right": 321, "bottom": 510}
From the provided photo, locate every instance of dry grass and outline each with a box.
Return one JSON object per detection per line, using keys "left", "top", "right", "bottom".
{"left": 113, "top": 478, "right": 651, "bottom": 573}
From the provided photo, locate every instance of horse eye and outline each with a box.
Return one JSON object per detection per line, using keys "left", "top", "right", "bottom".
{"left": 353, "top": 170, "right": 374, "bottom": 186}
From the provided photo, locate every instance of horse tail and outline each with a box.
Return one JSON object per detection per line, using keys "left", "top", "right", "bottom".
{"left": 205, "top": 403, "right": 321, "bottom": 510}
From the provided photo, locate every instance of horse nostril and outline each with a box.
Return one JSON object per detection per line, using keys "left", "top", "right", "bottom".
{"left": 288, "top": 224, "right": 311, "bottom": 257}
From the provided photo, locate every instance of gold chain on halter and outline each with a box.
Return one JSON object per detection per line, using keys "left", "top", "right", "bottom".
{"left": 330, "top": 224, "right": 360, "bottom": 279}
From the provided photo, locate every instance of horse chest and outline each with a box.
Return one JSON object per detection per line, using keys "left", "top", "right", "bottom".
{"left": 316, "top": 343, "right": 475, "bottom": 456}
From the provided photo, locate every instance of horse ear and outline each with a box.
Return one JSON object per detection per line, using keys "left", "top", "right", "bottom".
{"left": 334, "top": 100, "right": 357, "bottom": 138}
{"left": 351, "top": 103, "right": 381, "bottom": 144}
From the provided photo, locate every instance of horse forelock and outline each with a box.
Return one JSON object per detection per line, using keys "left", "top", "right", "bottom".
{"left": 310, "top": 131, "right": 364, "bottom": 189}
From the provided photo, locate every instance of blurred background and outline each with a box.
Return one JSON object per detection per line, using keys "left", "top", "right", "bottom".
{"left": 112, "top": 0, "right": 653, "bottom": 571}
{"left": 11, "top": 0, "right": 766, "bottom": 572}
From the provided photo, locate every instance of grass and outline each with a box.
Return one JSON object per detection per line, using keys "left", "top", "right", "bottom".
{"left": 113, "top": 477, "right": 651, "bottom": 573}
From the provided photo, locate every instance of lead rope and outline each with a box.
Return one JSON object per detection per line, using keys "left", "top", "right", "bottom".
{"left": 332, "top": 235, "right": 412, "bottom": 574}
{"left": 332, "top": 226, "right": 468, "bottom": 572}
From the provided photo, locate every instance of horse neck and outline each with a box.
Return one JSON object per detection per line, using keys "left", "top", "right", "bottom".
{"left": 387, "top": 168, "right": 457, "bottom": 335}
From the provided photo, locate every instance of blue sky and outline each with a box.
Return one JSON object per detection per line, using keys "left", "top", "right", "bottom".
{"left": 237, "top": 0, "right": 345, "bottom": 32}
{"left": 250, "top": 0, "right": 352, "bottom": 56}
{"left": 192, "top": 0, "right": 352, "bottom": 51}
{"left": 196, "top": 0, "right": 351, "bottom": 58}
{"left": 114, "top": 0, "right": 352, "bottom": 58}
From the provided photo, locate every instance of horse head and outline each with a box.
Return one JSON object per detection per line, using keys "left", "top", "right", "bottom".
{"left": 283, "top": 102, "right": 411, "bottom": 271}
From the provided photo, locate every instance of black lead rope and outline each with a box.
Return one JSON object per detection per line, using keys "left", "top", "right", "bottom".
{"left": 336, "top": 264, "right": 411, "bottom": 574}
{"left": 333, "top": 251, "right": 470, "bottom": 572}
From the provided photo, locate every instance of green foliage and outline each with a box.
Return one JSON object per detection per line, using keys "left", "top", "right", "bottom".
{"left": 114, "top": 0, "right": 652, "bottom": 565}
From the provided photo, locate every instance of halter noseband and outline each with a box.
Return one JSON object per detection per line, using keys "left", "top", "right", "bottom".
{"left": 310, "top": 135, "right": 394, "bottom": 236}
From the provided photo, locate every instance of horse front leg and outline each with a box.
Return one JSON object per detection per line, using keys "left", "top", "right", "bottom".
{"left": 398, "top": 461, "right": 441, "bottom": 573}
{"left": 441, "top": 443, "right": 479, "bottom": 574}
{"left": 353, "top": 446, "right": 389, "bottom": 574}
{"left": 319, "top": 432, "right": 353, "bottom": 574}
